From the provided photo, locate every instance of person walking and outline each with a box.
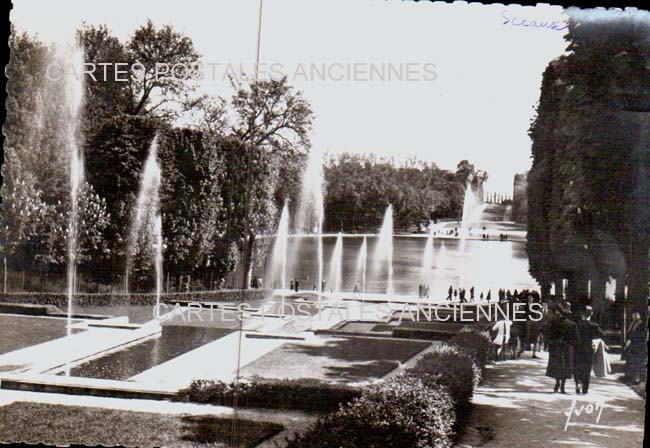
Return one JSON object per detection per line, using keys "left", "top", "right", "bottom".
{"left": 447, "top": 285, "right": 453, "bottom": 301}
{"left": 544, "top": 302, "right": 578, "bottom": 394}
{"left": 574, "top": 306, "right": 605, "bottom": 394}
{"left": 491, "top": 314, "right": 513, "bottom": 361}
{"left": 487, "top": 290, "right": 492, "bottom": 302}
{"left": 624, "top": 311, "right": 646, "bottom": 385}
{"left": 516, "top": 295, "right": 534, "bottom": 357}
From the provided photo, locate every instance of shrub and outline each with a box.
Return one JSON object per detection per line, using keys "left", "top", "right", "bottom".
{"left": 177, "top": 378, "right": 361, "bottom": 413}
{"left": 449, "top": 328, "right": 492, "bottom": 371}
{"left": 286, "top": 373, "right": 456, "bottom": 448}
{"left": 411, "top": 345, "right": 477, "bottom": 405}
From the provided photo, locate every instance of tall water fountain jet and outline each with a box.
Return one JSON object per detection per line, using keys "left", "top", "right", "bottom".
{"left": 268, "top": 202, "right": 290, "bottom": 289}
{"left": 458, "top": 172, "right": 487, "bottom": 286}
{"left": 356, "top": 236, "right": 368, "bottom": 293}
{"left": 127, "top": 136, "right": 163, "bottom": 303}
{"left": 375, "top": 205, "right": 394, "bottom": 294}
{"left": 434, "top": 240, "right": 448, "bottom": 292}
{"left": 421, "top": 229, "right": 434, "bottom": 281}
{"left": 294, "top": 149, "right": 325, "bottom": 293}
{"left": 327, "top": 233, "right": 343, "bottom": 293}
{"left": 57, "top": 44, "right": 86, "bottom": 344}
{"left": 153, "top": 215, "right": 163, "bottom": 306}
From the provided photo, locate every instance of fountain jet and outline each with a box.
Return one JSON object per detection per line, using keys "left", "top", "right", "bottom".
{"left": 267, "top": 202, "right": 290, "bottom": 289}
{"left": 327, "top": 233, "right": 343, "bottom": 293}
{"left": 356, "top": 236, "right": 367, "bottom": 293}
{"left": 127, "top": 135, "right": 163, "bottom": 303}
{"left": 375, "top": 205, "right": 394, "bottom": 294}
{"left": 421, "top": 229, "right": 434, "bottom": 282}
{"left": 58, "top": 44, "right": 86, "bottom": 345}
{"left": 294, "top": 149, "right": 325, "bottom": 293}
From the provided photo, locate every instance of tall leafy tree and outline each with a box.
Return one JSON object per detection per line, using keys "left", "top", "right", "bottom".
{"left": 127, "top": 20, "right": 201, "bottom": 119}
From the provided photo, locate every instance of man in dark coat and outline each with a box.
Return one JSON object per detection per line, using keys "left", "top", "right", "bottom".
{"left": 624, "top": 311, "right": 647, "bottom": 385}
{"left": 544, "top": 302, "right": 578, "bottom": 393}
{"left": 573, "top": 306, "right": 605, "bottom": 394}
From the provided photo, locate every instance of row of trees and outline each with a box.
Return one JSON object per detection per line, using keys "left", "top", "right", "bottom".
{"left": 527, "top": 12, "right": 650, "bottom": 310}
{"left": 3, "top": 22, "right": 481, "bottom": 292}
{"left": 2, "top": 22, "right": 312, "bottom": 291}
{"left": 323, "top": 155, "right": 478, "bottom": 232}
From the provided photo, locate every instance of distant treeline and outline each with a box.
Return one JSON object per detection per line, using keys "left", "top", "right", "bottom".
{"left": 323, "top": 154, "right": 479, "bottom": 232}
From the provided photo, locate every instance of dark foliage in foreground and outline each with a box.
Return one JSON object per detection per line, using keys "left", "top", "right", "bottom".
{"left": 449, "top": 326, "right": 493, "bottom": 372}
{"left": 285, "top": 331, "right": 491, "bottom": 448}
{"left": 286, "top": 374, "right": 456, "bottom": 448}
{"left": 177, "top": 377, "right": 362, "bottom": 413}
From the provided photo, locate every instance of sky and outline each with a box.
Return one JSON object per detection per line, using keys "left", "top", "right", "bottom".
{"left": 11, "top": 0, "right": 569, "bottom": 195}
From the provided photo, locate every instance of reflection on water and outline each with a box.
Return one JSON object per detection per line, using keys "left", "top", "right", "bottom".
{"left": 283, "top": 236, "right": 537, "bottom": 295}
{"left": 65, "top": 326, "right": 232, "bottom": 380}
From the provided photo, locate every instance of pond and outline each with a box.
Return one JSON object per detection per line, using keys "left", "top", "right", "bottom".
{"left": 280, "top": 235, "right": 537, "bottom": 296}
{"left": 63, "top": 326, "right": 233, "bottom": 380}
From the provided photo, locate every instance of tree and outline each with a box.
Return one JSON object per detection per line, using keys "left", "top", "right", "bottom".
{"left": 527, "top": 12, "right": 650, "bottom": 309}
{"left": 200, "top": 76, "right": 314, "bottom": 288}
{"left": 217, "top": 138, "right": 278, "bottom": 289}
{"left": 78, "top": 24, "right": 134, "bottom": 127}
{"left": 127, "top": 20, "right": 201, "bottom": 119}
{"left": 323, "top": 154, "right": 470, "bottom": 232}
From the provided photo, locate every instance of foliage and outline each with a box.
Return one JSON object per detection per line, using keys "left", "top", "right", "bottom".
{"left": 527, "top": 13, "right": 650, "bottom": 305}
{"left": 323, "top": 153, "right": 471, "bottom": 232}
{"left": 178, "top": 378, "right": 361, "bottom": 413}
{"left": 286, "top": 373, "right": 456, "bottom": 448}
{"left": 127, "top": 20, "right": 201, "bottom": 119}
{"left": 449, "top": 328, "right": 492, "bottom": 372}
{"left": 0, "top": 289, "right": 272, "bottom": 308}
{"left": 411, "top": 345, "right": 478, "bottom": 406}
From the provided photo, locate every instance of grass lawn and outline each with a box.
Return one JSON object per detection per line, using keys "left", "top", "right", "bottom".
{"left": 0, "top": 402, "right": 283, "bottom": 448}
{"left": 241, "top": 336, "right": 431, "bottom": 383}
{"left": 0, "top": 315, "right": 83, "bottom": 356}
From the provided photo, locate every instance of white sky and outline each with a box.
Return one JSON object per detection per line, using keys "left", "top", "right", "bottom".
{"left": 11, "top": 0, "right": 569, "bottom": 194}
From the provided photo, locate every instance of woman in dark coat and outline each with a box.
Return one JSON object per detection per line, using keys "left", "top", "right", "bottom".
{"left": 573, "top": 306, "right": 605, "bottom": 394}
{"left": 544, "top": 302, "right": 578, "bottom": 393}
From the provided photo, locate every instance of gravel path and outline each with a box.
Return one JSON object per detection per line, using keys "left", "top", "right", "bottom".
{"left": 457, "top": 353, "right": 646, "bottom": 448}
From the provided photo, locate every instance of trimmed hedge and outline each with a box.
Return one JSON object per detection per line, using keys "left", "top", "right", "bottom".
{"left": 410, "top": 345, "right": 482, "bottom": 433}
{"left": 449, "top": 327, "right": 492, "bottom": 372}
{"left": 0, "top": 289, "right": 272, "bottom": 308}
{"left": 411, "top": 345, "right": 478, "bottom": 406}
{"left": 177, "top": 378, "right": 361, "bottom": 413}
{"left": 286, "top": 373, "right": 456, "bottom": 448}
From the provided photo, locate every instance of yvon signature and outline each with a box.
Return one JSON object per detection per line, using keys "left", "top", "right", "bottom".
{"left": 564, "top": 399, "right": 606, "bottom": 431}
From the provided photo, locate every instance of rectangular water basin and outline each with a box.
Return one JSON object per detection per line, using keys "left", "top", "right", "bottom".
{"left": 59, "top": 326, "right": 233, "bottom": 381}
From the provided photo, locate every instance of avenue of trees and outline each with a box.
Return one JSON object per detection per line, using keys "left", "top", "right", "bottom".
{"left": 2, "top": 22, "right": 478, "bottom": 292}
{"left": 527, "top": 13, "right": 650, "bottom": 311}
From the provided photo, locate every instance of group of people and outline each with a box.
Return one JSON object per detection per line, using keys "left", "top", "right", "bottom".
{"left": 490, "top": 295, "right": 646, "bottom": 395}
{"left": 417, "top": 283, "right": 431, "bottom": 298}
{"left": 446, "top": 285, "right": 492, "bottom": 302}
{"left": 496, "top": 288, "right": 527, "bottom": 302}
{"left": 490, "top": 294, "right": 544, "bottom": 360}
{"left": 288, "top": 278, "right": 300, "bottom": 292}
{"left": 545, "top": 302, "right": 646, "bottom": 392}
